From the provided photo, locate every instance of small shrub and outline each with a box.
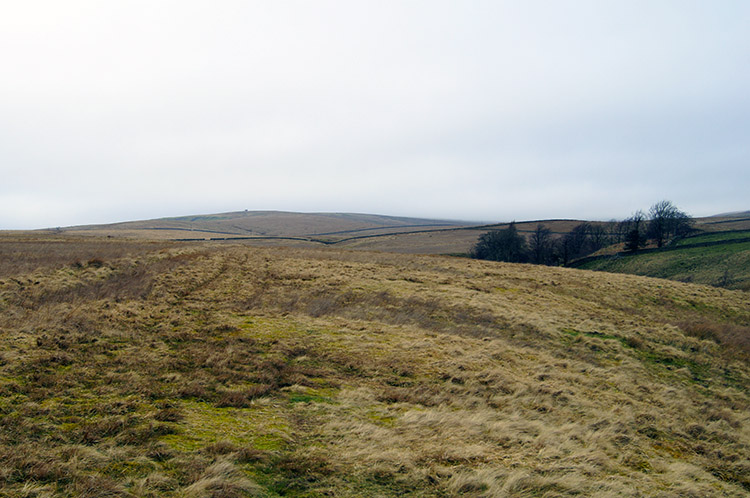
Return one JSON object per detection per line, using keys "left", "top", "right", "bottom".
{"left": 154, "top": 407, "right": 184, "bottom": 423}
{"left": 75, "top": 416, "right": 131, "bottom": 444}
{"left": 73, "top": 474, "right": 129, "bottom": 497}
{"left": 87, "top": 257, "right": 105, "bottom": 268}
{"left": 178, "top": 382, "right": 214, "bottom": 401}
{"left": 203, "top": 441, "right": 238, "bottom": 456}
{"left": 677, "top": 319, "right": 750, "bottom": 355}
{"left": 234, "top": 447, "right": 271, "bottom": 464}
{"left": 216, "top": 385, "right": 274, "bottom": 408}
{"left": 625, "top": 336, "right": 644, "bottom": 349}
{"left": 147, "top": 442, "right": 176, "bottom": 462}
{"left": 709, "top": 462, "right": 750, "bottom": 491}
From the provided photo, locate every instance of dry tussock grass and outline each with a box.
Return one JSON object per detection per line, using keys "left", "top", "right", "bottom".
{"left": 0, "top": 234, "right": 749, "bottom": 496}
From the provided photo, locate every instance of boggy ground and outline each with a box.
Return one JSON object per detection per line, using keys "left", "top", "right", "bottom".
{"left": 0, "top": 235, "right": 749, "bottom": 497}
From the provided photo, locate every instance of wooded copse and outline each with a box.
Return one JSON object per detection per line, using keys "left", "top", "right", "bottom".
{"left": 471, "top": 201, "right": 694, "bottom": 265}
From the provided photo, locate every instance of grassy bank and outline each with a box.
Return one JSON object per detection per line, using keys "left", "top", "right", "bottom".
{"left": 577, "top": 231, "right": 750, "bottom": 291}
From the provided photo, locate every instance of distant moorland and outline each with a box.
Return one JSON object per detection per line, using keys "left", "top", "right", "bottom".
{"left": 47, "top": 209, "right": 750, "bottom": 255}
{"left": 39, "top": 209, "right": 750, "bottom": 291}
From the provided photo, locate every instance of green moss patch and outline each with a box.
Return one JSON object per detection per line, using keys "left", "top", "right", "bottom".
{"left": 161, "top": 399, "right": 291, "bottom": 453}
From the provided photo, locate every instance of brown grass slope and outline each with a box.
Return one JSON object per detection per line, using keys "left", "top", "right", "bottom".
{"left": 1, "top": 234, "right": 749, "bottom": 497}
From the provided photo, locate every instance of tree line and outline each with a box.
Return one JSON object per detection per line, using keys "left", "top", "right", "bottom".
{"left": 471, "top": 200, "right": 694, "bottom": 265}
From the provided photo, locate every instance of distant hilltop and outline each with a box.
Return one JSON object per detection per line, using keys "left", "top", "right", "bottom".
{"left": 46, "top": 209, "right": 750, "bottom": 255}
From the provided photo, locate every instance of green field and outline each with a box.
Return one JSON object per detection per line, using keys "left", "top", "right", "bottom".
{"left": 673, "top": 231, "right": 750, "bottom": 246}
{"left": 578, "top": 231, "right": 750, "bottom": 291}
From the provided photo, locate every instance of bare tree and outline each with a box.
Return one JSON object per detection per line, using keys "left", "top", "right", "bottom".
{"left": 647, "top": 200, "right": 694, "bottom": 248}
{"left": 472, "top": 222, "right": 528, "bottom": 263}
{"left": 608, "top": 219, "right": 626, "bottom": 244}
{"left": 561, "top": 222, "right": 608, "bottom": 261}
{"left": 623, "top": 210, "right": 647, "bottom": 252}
{"left": 589, "top": 224, "right": 610, "bottom": 251}
{"left": 529, "top": 224, "right": 553, "bottom": 265}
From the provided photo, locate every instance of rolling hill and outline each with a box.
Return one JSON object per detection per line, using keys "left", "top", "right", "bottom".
{"left": 1, "top": 233, "right": 749, "bottom": 496}
{"left": 54, "top": 210, "right": 750, "bottom": 256}
{"left": 62, "top": 211, "right": 475, "bottom": 245}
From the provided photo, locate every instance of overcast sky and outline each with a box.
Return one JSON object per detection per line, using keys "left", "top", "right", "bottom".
{"left": 2, "top": 1, "right": 749, "bottom": 229}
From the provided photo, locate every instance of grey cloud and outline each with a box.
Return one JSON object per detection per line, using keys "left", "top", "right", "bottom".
{"left": 1, "top": 1, "right": 749, "bottom": 228}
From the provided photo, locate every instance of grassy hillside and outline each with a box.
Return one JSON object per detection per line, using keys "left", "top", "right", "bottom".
{"left": 56, "top": 212, "right": 589, "bottom": 255}
{"left": 698, "top": 212, "right": 750, "bottom": 232}
{"left": 52, "top": 210, "right": 750, "bottom": 257}
{"left": 577, "top": 231, "right": 750, "bottom": 291}
{"left": 62, "top": 211, "right": 474, "bottom": 246}
{"left": 1, "top": 234, "right": 749, "bottom": 496}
